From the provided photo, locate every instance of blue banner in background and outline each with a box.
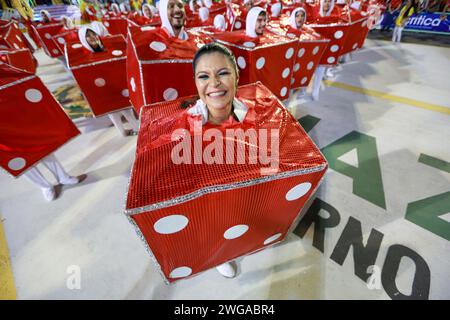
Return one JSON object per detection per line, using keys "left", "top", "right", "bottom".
{"left": 405, "top": 12, "right": 450, "bottom": 33}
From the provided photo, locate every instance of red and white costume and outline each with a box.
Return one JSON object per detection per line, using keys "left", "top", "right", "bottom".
{"left": 125, "top": 82, "right": 328, "bottom": 283}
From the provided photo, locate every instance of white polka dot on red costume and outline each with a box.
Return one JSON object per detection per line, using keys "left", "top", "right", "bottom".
{"left": 334, "top": 30, "right": 344, "bottom": 39}
{"left": 243, "top": 41, "right": 255, "bottom": 48}
{"left": 280, "top": 87, "right": 288, "bottom": 97}
{"left": 8, "top": 157, "right": 26, "bottom": 171}
{"left": 294, "top": 63, "right": 300, "bottom": 72}
{"left": 72, "top": 43, "right": 82, "bottom": 49}
{"left": 95, "top": 78, "right": 106, "bottom": 87}
{"left": 25, "top": 89, "right": 43, "bottom": 103}
{"left": 264, "top": 233, "right": 282, "bottom": 245}
{"left": 130, "top": 77, "right": 136, "bottom": 92}
{"left": 298, "top": 48, "right": 305, "bottom": 58}
{"left": 163, "top": 88, "right": 178, "bottom": 101}
{"left": 150, "top": 41, "right": 166, "bottom": 52}
{"left": 330, "top": 45, "right": 339, "bottom": 52}
{"left": 45, "top": 33, "right": 51, "bottom": 39}
{"left": 327, "top": 56, "right": 336, "bottom": 64}
{"left": 169, "top": 266, "right": 192, "bottom": 279}
{"left": 286, "top": 182, "right": 312, "bottom": 201}
{"left": 235, "top": 21, "right": 242, "bottom": 29}
{"left": 282, "top": 68, "right": 290, "bottom": 79}
{"left": 285, "top": 48, "right": 294, "bottom": 59}
{"left": 256, "top": 57, "right": 265, "bottom": 69}
{"left": 57, "top": 37, "right": 65, "bottom": 44}
{"left": 52, "top": 49, "right": 59, "bottom": 55}
{"left": 154, "top": 215, "right": 189, "bottom": 234}
{"left": 112, "top": 50, "right": 123, "bottom": 56}
{"left": 121, "top": 89, "right": 129, "bottom": 97}
{"left": 287, "top": 33, "right": 296, "bottom": 39}
{"left": 237, "top": 56, "right": 246, "bottom": 69}
{"left": 224, "top": 225, "right": 249, "bottom": 240}
{"left": 104, "top": 21, "right": 110, "bottom": 27}
{"left": 312, "top": 46, "right": 319, "bottom": 55}
{"left": 301, "top": 77, "right": 308, "bottom": 85}
{"left": 307, "top": 61, "right": 314, "bottom": 70}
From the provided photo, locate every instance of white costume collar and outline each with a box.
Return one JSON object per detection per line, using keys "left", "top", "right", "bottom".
{"left": 188, "top": 98, "right": 249, "bottom": 125}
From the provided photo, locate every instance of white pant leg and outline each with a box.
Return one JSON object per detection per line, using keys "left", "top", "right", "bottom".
{"left": 397, "top": 27, "right": 404, "bottom": 42}
{"left": 121, "top": 109, "right": 139, "bottom": 132}
{"left": 108, "top": 111, "right": 127, "bottom": 136}
{"left": 392, "top": 26, "right": 398, "bottom": 42}
{"left": 23, "top": 166, "right": 53, "bottom": 189}
{"left": 41, "top": 154, "right": 71, "bottom": 183}
{"left": 312, "top": 65, "right": 326, "bottom": 101}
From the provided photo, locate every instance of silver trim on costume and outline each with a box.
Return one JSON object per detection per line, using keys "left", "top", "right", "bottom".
{"left": 125, "top": 164, "right": 327, "bottom": 216}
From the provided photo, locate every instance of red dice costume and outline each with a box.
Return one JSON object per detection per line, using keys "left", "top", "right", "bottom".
{"left": 268, "top": 8, "right": 329, "bottom": 90}
{"left": 32, "top": 22, "right": 65, "bottom": 58}
{"left": 125, "top": 82, "right": 328, "bottom": 283}
{"left": 213, "top": 7, "right": 298, "bottom": 100}
{"left": 305, "top": 0, "right": 351, "bottom": 66}
{"left": 0, "top": 62, "right": 80, "bottom": 177}
{"left": 66, "top": 33, "right": 132, "bottom": 117}
{"left": 0, "top": 48, "right": 37, "bottom": 74}
{"left": 0, "top": 20, "right": 30, "bottom": 51}
{"left": 126, "top": 25, "right": 212, "bottom": 115}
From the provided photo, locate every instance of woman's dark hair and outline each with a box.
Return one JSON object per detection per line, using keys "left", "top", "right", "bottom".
{"left": 192, "top": 42, "right": 239, "bottom": 78}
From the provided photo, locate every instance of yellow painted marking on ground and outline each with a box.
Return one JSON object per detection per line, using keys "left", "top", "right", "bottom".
{"left": 0, "top": 217, "right": 16, "bottom": 300}
{"left": 324, "top": 80, "right": 450, "bottom": 116}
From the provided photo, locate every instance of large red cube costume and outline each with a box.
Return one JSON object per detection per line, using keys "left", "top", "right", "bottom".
{"left": 102, "top": 16, "right": 131, "bottom": 37}
{"left": 0, "top": 48, "right": 37, "bottom": 74}
{"left": 340, "top": 8, "right": 369, "bottom": 54}
{"left": 126, "top": 27, "right": 212, "bottom": 115}
{"left": 268, "top": 17, "right": 329, "bottom": 89}
{"left": 212, "top": 30, "right": 298, "bottom": 100}
{"left": 66, "top": 35, "right": 131, "bottom": 117}
{"left": 32, "top": 22, "right": 65, "bottom": 58}
{"left": 125, "top": 82, "right": 328, "bottom": 283}
{"left": 0, "top": 20, "right": 29, "bottom": 51}
{"left": 0, "top": 63, "right": 80, "bottom": 177}
{"left": 53, "top": 28, "right": 79, "bottom": 54}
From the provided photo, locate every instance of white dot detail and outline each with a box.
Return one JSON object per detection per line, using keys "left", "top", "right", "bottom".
{"left": 312, "top": 46, "right": 319, "bottom": 55}
{"left": 52, "top": 49, "right": 59, "bottom": 55}
{"left": 297, "top": 48, "right": 305, "bottom": 58}
{"left": 104, "top": 21, "right": 110, "bottom": 27}
{"left": 293, "top": 63, "right": 300, "bottom": 72}
{"left": 256, "top": 57, "right": 265, "bottom": 69}
{"left": 112, "top": 50, "right": 123, "bottom": 56}
{"left": 280, "top": 87, "right": 288, "bottom": 97}
{"left": 301, "top": 77, "right": 308, "bottom": 85}
{"left": 235, "top": 21, "right": 242, "bottom": 29}
{"left": 224, "top": 224, "right": 249, "bottom": 240}
{"left": 130, "top": 77, "right": 136, "bottom": 92}
{"left": 154, "top": 215, "right": 189, "bottom": 234}
{"left": 57, "top": 37, "right": 65, "bottom": 44}
{"left": 237, "top": 56, "right": 246, "bottom": 69}
{"left": 334, "top": 30, "right": 344, "bottom": 39}
{"left": 25, "top": 89, "right": 43, "bottom": 103}
{"left": 327, "top": 56, "right": 336, "bottom": 64}
{"left": 286, "top": 182, "right": 312, "bottom": 201}
{"left": 8, "top": 157, "right": 26, "bottom": 171}
{"left": 282, "top": 68, "right": 290, "bottom": 79}
{"left": 330, "top": 45, "right": 339, "bottom": 52}
{"left": 163, "top": 88, "right": 178, "bottom": 101}
{"left": 44, "top": 33, "right": 51, "bottom": 39}
{"left": 169, "top": 266, "right": 192, "bottom": 279}
{"left": 307, "top": 61, "right": 314, "bottom": 70}
{"left": 150, "top": 41, "right": 167, "bottom": 52}
{"left": 243, "top": 41, "right": 255, "bottom": 48}
{"left": 95, "top": 78, "right": 106, "bottom": 87}
{"left": 121, "top": 89, "right": 129, "bottom": 97}
{"left": 264, "top": 233, "right": 282, "bottom": 245}
{"left": 285, "top": 48, "right": 294, "bottom": 59}
{"left": 72, "top": 43, "right": 82, "bottom": 49}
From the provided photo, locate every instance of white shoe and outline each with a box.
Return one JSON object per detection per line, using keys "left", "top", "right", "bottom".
{"left": 42, "top": 187, "right": 56, "bottom": 201}
{"left": 59, "top": 176, "right": 80, "bottom": 185}
{"left": 216, "top": 262, "right": 236, "bottom": 278}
